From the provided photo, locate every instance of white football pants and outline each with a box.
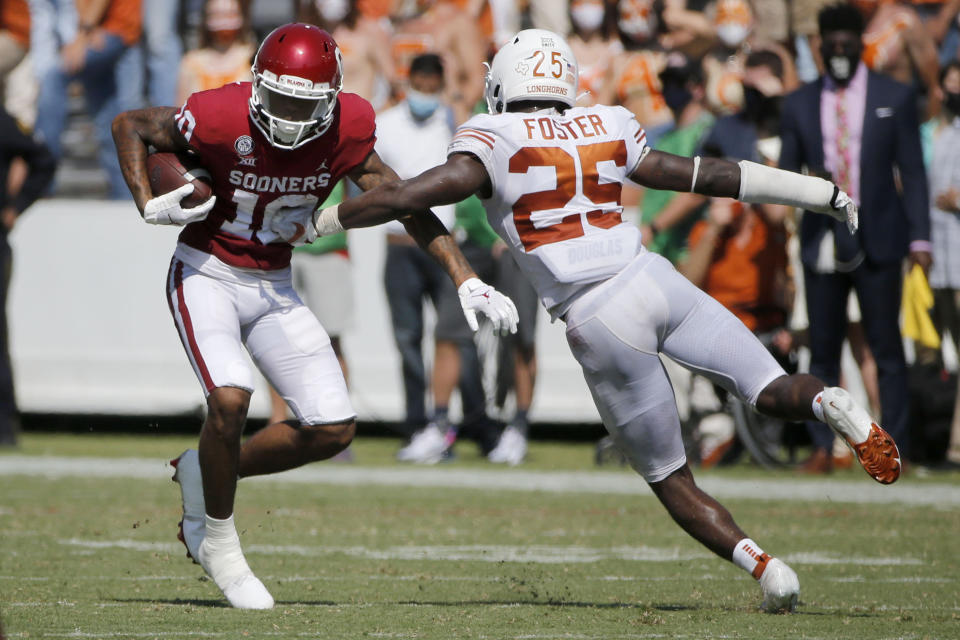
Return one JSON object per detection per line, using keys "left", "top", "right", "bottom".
{"left": 166, "top": 255, "right": 354, "bottom": 426}
{"left": 563, "top": 250, "right": 785, "bottom": 482}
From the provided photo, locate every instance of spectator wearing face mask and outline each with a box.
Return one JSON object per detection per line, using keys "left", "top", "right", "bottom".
{"left": 779, "top": 3, "right": 930, "bottom": 473}
{"left": 604, "top": 0, "right": 674, "bottom": 145}
{"left": 568, "top": 0, "right": 623, "bottom": 107}
{"left": 643, "top": 49, "right": 791, "bottom": 257}
{"left": 177, "top": 0, "right": 254, "bottom": 104}
{"left": 295, "top": 0, "right": 394, "bottom": 110}
{"left": 701, "top": 0, "right": 798, "bottom": 116}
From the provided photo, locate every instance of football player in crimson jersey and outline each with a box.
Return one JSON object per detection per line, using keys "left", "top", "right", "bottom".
{"left": 111, "top": 23, "right": 517, "bottom": 610}
{"left": 310, "top": 29, "right": 903, "bottom": 613}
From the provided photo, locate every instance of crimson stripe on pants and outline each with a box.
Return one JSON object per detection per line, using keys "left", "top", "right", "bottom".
{"left": 167, "top": 259, "right": 215, "bottom": 392}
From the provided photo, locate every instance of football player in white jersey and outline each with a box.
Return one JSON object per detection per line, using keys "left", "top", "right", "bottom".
{"left": 306, "top": 29, "right": 901, "bottom": 613}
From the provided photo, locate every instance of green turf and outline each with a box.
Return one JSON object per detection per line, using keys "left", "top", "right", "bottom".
{"left": 2, "top": 434, "right": 959, "bottom": 639}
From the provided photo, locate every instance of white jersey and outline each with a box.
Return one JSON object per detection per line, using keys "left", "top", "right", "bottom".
{"left": 447, "top": 104, "right": 648, "bottom": 319}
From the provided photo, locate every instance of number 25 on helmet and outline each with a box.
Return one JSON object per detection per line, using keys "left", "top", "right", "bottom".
{"left": 249, "top": 23, "right": 343, "bottom": 149}
{"left": 484, "top": 29, "right": 579, "bottom": 114}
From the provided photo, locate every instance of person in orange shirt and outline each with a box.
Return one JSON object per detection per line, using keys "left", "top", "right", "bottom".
{"left": 35, "top": 0, "right": 142, "bottom": 199}
{"left": 296, "top": 0, "right": 395, "bottom": 110}
{"left": 389, "top": 0, "right": 487, "bottom": 124}
{"left": 605, "top": 0, "right": 674, "bottom": 142}
{"left": 854, "top": 0, "right": 942, "bottom": 116}
{"left": 177, "top": 0, "right": 254, "bottom": 104}
{"left": 568, "top": 0, "right": 623, "bottom": 108}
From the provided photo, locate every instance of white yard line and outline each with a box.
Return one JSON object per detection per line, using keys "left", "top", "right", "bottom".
{"left": 1, "top": 455, "right": 958, "bottom": 506}
{"left": 51, "top": 538, "right": 922, "bottom": 568}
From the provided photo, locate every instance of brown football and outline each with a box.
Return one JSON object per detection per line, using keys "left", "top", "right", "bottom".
{"left": 146, "top": 152, "right": 213, "bottom": 208}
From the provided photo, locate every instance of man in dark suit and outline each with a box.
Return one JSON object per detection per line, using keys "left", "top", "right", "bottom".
{"left": 779, "top": 3, "right": 931, "bottom": 471}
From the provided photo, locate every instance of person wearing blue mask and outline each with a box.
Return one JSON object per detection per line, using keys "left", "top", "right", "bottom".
{"left": 375, "top": 53, "right": 498, "bottom": 462}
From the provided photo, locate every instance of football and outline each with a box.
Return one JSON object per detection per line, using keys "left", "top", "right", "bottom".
{"left": 146, "top": 151, "right": 213, "bottom": 209}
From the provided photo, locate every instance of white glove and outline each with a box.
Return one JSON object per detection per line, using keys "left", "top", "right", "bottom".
{"left": 143, "top": 183, "right": 216, "bottom": 226}
{"left": 458, "top": 277, "right": 519, "bottom": 335}
{"left": 270, "top": 204, "right": 318, "bottom": 245}
{"left": 827, "top": 187, "right": 859, "bottom": 235}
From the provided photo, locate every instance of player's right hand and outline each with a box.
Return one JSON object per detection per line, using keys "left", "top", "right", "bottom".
{"left": 143, "top": 183, "right": 216, "bottom": 226}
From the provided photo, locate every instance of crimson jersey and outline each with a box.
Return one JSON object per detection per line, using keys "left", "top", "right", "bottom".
{"left": 174, "top": 82, "right": 375, "bottom": 270}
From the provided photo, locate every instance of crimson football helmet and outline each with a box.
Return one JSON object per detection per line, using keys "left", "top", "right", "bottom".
{"left": 249, "top": 23, "right": 343, "bottom": 149}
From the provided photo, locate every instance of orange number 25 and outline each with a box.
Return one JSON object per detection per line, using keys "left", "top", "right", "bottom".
{"left": 509, "top": 141, "right": 627, "bottom": 251}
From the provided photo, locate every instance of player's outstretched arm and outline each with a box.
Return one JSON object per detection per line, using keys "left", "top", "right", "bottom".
{"left": 329, "top": 152, "right": 489, "bottom": 231}
{"left": 630, "top": 149, "right": 858, "bottom": 234}
{"left": 111, "top": 107, "right": 191, "bottom": 213}
{"left": 341, "top": 151, "right": 517, "bottom": 333}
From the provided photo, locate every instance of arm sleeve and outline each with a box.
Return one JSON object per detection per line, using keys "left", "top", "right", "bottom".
{"left": 894, "top": 87, "right": 931, "bottom": 243}
{"left": 1, "top": 111, "right": 56, "bottom": 214}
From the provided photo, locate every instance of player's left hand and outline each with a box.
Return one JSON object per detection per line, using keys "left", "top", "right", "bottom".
{"left": 457, "top": 277, "right": 519, "bottom": 335}
{"left": 270, "top": 204, "right": 318, "bottom": 246}
{"left": 822, "top": 187, "right": 858, "bottom": 235}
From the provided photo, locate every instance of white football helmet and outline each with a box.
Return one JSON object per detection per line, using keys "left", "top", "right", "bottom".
{"left": 484, "top": 29, "right": 578, "bottom": 114}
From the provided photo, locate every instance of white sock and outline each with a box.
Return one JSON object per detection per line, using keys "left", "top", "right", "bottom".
{"left": 812, "top": 391, "right": 825, "bottom": 422}
{"left": 732, "top": 538, "right": 772, "bottom": 579}
{"left": 204, "top": 514, "right": 239, "bottom": 546}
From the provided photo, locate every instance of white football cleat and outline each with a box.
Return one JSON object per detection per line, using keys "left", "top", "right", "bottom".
{"left": 395, "top": 423, "right": 450, "bottom": 464}
{"left": 488, "top": 425, "right": 527, "bottom": 466}
{"left": 820, "top": 387, "right": 901, "bottom": 484}
{"left": 170, "top": 449, "right": 205, "bottom": 562}
{"left": 758, "top": 558, "right": 800, "bottom": 613}
{"left": 197, "top": 536, "right": 274, "bottom": 610}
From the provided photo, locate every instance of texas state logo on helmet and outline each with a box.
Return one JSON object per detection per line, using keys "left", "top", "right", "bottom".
{"left": 249, "top": 23, "right": 343, "bottom": 149}
{"left": 484, "top": 29, "right": 579, "bottom": 114}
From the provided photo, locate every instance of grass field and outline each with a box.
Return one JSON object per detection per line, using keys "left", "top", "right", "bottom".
{"left": 2, "top": 433, "right": 959, "bottom": 639}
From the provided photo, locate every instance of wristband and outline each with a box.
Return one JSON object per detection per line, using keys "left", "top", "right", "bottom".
{"left": 313, "top": 204, "right": 344, "bottom": 236}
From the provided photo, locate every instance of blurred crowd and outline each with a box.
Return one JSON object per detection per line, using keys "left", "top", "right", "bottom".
{"left": 3, "top": 0, "right": 960, "bottom": 471}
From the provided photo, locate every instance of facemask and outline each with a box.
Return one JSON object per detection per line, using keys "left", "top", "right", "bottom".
{"left": 317, "top": 0, "right": 350, "bottom": 23}
{"left": 407, "top": 89, "right": 442, "bottom": 120}
{"left": 716, "top": 23, "right": 749, "bottom": 48}
{"left": 828, "top": 55, "right": 856, "bottom": 84}
{"left": 945, "top": 91, "right": 960, "bottom": 116}
{"left": 661, "top": 82, "right": 692, "bottom": 117}
{"left": 572, "top": 4, "right": 606, "bottom": 32}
